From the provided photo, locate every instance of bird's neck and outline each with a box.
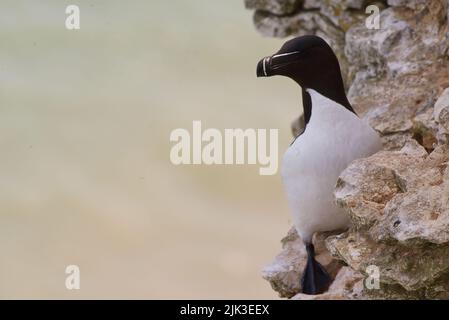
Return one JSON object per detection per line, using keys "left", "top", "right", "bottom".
{"left": 307, "top": 89, "right": 355, "bottom": 124}
{"left": 302, "top": 88, "right": 312, "bottom": 126}
{"left": 309, "top": 71, "right": 355, "bottom": 115}
{"left": 317, "top": 86, "right": 354, "bottom": 115}
{"left": 302, "top": 84, "right": 355, "bottom": 126}
{"left": 297, "top": 64, "right": 355, "bottom": 116}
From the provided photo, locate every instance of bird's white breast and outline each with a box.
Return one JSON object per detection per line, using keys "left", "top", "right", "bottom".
{"left": 281, "top": 89, "right": 382, "bottom": 242}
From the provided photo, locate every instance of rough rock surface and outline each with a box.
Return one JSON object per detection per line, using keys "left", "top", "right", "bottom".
{"left": 330, "top": 142, "right": 449, "bottom": 299}
{"left": 246, "top": 0, "right": 449, "bottom": 299}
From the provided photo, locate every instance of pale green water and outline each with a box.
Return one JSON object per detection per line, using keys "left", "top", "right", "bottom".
{"left": 0, "top": 0, "right": 302, "bottom": 298}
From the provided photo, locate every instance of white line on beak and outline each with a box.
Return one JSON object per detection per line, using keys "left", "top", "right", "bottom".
{"left": 272, "top": 51, "right": 301, "bottom": 60}
{"left": 263, "top": 57, "right": 268, "bottom": 76}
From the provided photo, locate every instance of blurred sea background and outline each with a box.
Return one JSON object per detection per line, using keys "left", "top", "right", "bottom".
{"left": 0, "top": 0, "right": 302, "bottom": 298}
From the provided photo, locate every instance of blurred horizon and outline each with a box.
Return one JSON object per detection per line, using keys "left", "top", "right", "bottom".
{"left": 0, "top": 0, "right": 303, "bottom": 298}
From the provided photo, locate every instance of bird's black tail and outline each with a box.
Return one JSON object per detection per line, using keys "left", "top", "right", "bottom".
{"left": 301, "top": 243, "right": 332, "bottom": 295}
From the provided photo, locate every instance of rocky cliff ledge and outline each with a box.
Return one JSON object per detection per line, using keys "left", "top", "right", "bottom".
{"left": 245, "top": 0, "right": 449, "bottom": 299}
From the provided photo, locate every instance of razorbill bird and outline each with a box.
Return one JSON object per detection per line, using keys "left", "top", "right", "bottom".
{"left": 256, "top": 35, "right": 382, "bottom": 294}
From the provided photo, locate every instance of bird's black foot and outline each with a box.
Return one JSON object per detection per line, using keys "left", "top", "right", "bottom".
{"left": 300, "top": 243, "right": 332, "bottom": 295}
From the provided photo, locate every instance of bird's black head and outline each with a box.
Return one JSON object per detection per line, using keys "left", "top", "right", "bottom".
{"left": 257, "top": 35, "right": 354, "bottom": 115}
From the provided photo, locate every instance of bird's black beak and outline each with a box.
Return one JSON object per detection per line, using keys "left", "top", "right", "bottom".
{"left": 256, "top": 56, "right": 272, "bottom": 77}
